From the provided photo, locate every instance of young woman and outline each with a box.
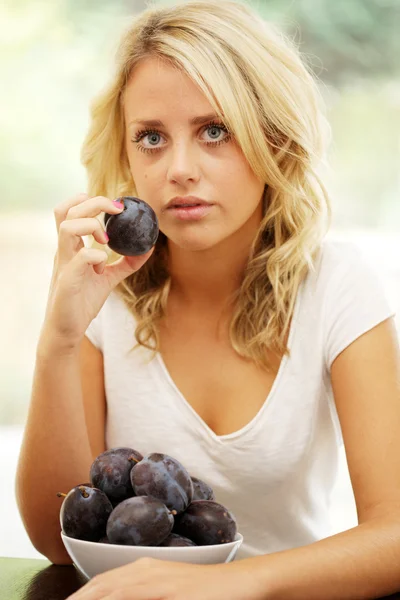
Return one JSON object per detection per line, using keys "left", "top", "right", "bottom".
{"left": 16, "top": 1, "right": 400, "bottom": 598}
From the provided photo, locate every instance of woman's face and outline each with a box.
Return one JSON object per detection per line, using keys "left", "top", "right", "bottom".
{"left": 124, "top": 57, "right": 265, "bottom": 252}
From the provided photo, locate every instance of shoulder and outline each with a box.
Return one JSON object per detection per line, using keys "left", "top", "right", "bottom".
{"left": 316, "top": 237, "right": 367, "bottom": 276}
{"left": 306, "top": 236, "right": 382, "bottom": 295}
{"left": 313, "top": 237, "right": 396, "bottom": 371}
{"left": 300, "top": 237, "right": 360, "bottom": 301}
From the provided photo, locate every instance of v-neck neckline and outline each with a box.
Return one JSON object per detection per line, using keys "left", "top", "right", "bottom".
{"left": 154, "top": 281, "right": 304, "bottom": 444}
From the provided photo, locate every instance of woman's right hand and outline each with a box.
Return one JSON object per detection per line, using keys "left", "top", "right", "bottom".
{"left": 41, "top": 193, "right": 155, "bottom": 352}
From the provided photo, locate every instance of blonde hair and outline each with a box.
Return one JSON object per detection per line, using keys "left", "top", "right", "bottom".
{"left": 81, "top": 0, "right": 332, "bottom": 370}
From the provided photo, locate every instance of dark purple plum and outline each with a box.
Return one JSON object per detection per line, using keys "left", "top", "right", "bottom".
{"left": 191, "top": 476, "right": 215, "bottom": 501}
{"left": 104, "top": 196, "right": 159, "bottom": 256}
{"left": 106, "top": 496, "right": 174, "bottom": 546}
{"left": 98, "top": 535, "right": 111, "bottom": 544}
{"left": 59, "top": 485, "right": 113, "bottom": 542}
{"left": 130, "top": 453, "right": 193, "bottom": 515}
{"left": 90, "top": 447, "right": 143, "bottom": 503}
{"left": 158, "top": 533, "right": 197, "bottom": 547}
{"left": 174, "top": 500, "right": 237, "bottom": 546}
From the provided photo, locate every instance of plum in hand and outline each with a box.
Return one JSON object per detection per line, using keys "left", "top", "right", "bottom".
{"left": 106, "top": 496, "right": 174, "bottom": 546}
{"left": 104, "top": 196, "right": 159, "bottom": 256}
{"left": 59, "top": 485, "right": 113, "bottom": 541}
{"left": 90, "top": 447, "right": 143, "bottom": 503}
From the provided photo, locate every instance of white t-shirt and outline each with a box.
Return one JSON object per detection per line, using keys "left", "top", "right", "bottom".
{"left": 85, "top": 239, "right": 396, "bottom": 560}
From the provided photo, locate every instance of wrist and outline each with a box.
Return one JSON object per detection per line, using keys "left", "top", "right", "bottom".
{"left": 226, "top": 556, "right": 273, "bottom": 600}
{"left": 37, "top": 326, "right": 82, "bottom": 361}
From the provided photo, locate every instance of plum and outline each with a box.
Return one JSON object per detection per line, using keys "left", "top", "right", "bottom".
{"left": 59, "top": 485, "right": 113, "bottom": 541}
{"left": 174, "top": 500, "right": 237, "bottom": 545}
{"left": 130, "top": 453, "right": 193, "bottom": 515}
{"left": 98, "top": 535, "right": 111, "bottom": 544}
{"left": 104, "top": 196, "right": 159, "bottom": 256}
{"left": 106, "top": 496, "right": 174, "bottom": 546}
{"left": 191, "top": 476, "right": 215, "bottom": 501}
{"left": 90, "top": 447, "right": 143, "bottom": 503}
{"left": 158, "top": 533, "right": 197, "bottom": 547}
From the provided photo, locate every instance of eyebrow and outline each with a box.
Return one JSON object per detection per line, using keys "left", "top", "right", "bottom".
{"left": 129, "top": 113, "right": 220, "bottom": 128}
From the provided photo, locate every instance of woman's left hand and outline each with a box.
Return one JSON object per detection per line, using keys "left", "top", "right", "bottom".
{"left": 67, "top": 556, "right": 267, "bottom": 600}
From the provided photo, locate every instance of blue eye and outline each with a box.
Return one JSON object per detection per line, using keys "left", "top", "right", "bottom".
{"left": 131, "top": 121, "right": 232, "bottom": 154}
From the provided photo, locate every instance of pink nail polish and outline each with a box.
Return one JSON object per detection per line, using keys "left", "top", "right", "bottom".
{"left": 112, "top": 200, "right": 124, "bottom": 209}
{"left": 104, "top": 232, "right": 109, "bottom": 242}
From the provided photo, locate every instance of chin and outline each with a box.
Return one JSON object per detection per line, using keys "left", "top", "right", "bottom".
{"left": 165, "top": 232, "right": 222, "bottom": 252}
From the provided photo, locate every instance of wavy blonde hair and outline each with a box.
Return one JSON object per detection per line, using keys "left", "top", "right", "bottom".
{"left": 81, "top": 0, "right": 332, "bottom": 371}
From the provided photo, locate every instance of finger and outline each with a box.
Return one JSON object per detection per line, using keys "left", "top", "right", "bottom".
{"left": 66, "top": 574, "right": 108, "bottom": 600}
{"left": 104, "top": 246, "right": 155, "bottom": 288}
{"left": 53, "top": 193, "right": 89, "bottom": 234}
{"left": 66, "top": 586, "right": 103, "bottom": 600}
{"left": 65, "top": 196, "right": 124, "bottom": 222}
{"left": 65, "top": 247, "right": 109, "bottom": 280}
{"left": 104, "top": 587, "right": 152, "bottom": 600}
{"left": 58, "top": 218, "right": 110, "bottom": 265}
{"left": 65, "top": 586, "right": 95, "bottom": 600}
{"left": 94, "top": 253, "right": 109, "bottom": 276}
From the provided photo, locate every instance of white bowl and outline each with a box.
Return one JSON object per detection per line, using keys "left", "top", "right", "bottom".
{"left": 61, "top": 532, "right": 244, "bottom": 579}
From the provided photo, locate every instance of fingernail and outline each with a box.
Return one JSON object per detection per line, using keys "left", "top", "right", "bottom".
{"left": 104, "top": 232, "right": 109, "bottom": 242}
{"left": 112, "top": 200, "right": 124, "bottom": 209}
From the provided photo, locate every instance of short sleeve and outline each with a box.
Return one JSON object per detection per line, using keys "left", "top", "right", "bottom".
{"left": 323, "top": 243, "right": 396, "bottom": 372}
{"left": 85, "top": 309, "right": 103, "bottom": 351}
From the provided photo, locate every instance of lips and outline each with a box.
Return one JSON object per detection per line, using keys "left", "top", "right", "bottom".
{"left": 171, "top": 203, "right": 202, "bottom": 208}
{"left": 166, "top": 196, "right": 211, "bottom": 209}
{"left": 167, "top": 203, "right": 214, "bottom": 220}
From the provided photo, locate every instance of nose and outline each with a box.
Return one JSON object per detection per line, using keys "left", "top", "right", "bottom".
{"left": 166, "top": 140, "right": 201, "bottom": 185}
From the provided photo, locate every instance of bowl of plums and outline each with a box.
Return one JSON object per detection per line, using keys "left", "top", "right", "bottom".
{"left": 58, "top": 448, "right": 243, "bottom": 579}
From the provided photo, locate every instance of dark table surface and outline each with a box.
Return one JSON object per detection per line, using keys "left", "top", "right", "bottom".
{"left": 2, "top": 556, "right": 400, "bottom": 600}
{"left": 0, "top": 557, "right": 87, "bottom": 600}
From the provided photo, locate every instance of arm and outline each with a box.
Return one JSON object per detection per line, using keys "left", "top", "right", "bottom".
{"left": 243, "top": 316, "right": 400, "bottom": 599}
{"left": 15, "top": 334, "right": 106, "bottom": 565}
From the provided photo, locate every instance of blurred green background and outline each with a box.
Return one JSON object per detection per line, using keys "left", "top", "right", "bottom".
{"left": 1, "top": 0, "right": 399, "bottom": 425}
{"left": 2, "top": 0, "right": 400, "bottom": 223}
{"left": 1, "top": 0, "right": 399, "bottom": 560}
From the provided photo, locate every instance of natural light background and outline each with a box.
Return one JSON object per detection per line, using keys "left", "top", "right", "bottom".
{"left": 1, "top": 0, "right": 399, "bottom": 559}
